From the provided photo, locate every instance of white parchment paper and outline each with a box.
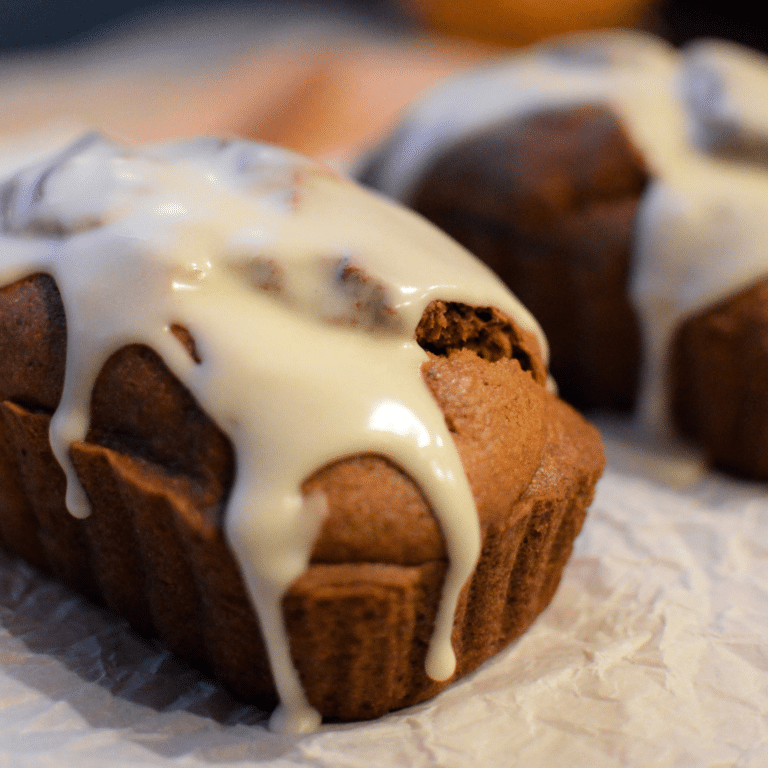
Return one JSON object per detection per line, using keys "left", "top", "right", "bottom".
{"left": 2, "top": 422, "right": 768, "bottom": 767}
{"left": 1, "top": 134, "right": 768, "bottom": 767}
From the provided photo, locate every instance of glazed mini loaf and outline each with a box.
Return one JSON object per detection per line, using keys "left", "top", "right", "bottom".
{"left": 0, "top": 135, "right": 604, "bottom": 732}
{"left": 361, "top": 30, "right": 768, "bottom": 478}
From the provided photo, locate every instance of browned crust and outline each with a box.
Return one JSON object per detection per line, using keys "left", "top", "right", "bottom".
{"left": 671, "top": 275, "right": 768, "bottom": 480}
{"left": 0, "top": 271, "right": 604, "bottom": 720}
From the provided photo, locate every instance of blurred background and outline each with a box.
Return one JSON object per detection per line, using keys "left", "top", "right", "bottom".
{"left": 0, "top": 0, "right": 411, "bottom": 51}
{"left": 2, "top": 0, "right": 762, "bottom": 53}
{"left": 0, "top": 0, "right": 763, "bottom": 165}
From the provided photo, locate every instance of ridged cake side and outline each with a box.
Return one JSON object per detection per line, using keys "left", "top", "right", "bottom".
{"left": 0, "top": 272, "right": 603, "bottom": 721}
{"left": 671, "top": 276, "right": 768, "bottom": 480}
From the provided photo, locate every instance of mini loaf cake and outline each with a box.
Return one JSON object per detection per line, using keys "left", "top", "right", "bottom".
{"left": 361, "top": 31, "right": 768, "bottom": 479}
{"left": 0, "top": 135, "right": 604, "bottom": 732}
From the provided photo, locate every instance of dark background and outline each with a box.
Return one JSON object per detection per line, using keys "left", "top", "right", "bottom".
{"left": 0, "top": 0, "right": 410, "bottom": 51}
{"left": 659, "top": 0, "right": 767, "bottom": 52}
{"left": 0, "top": 0, "right": 765, "bottom": 54}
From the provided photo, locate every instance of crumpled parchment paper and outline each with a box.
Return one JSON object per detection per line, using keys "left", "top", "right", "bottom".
{"left": 2, "top": 422, "right": 768, "bottom": 768}
{"left": 1, "top": 135, "right": 768, "bottom": 768}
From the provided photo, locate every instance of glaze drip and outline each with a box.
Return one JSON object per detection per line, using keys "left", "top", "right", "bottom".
{"left": 0, "top": 135, "right": 546, "bottom": 733}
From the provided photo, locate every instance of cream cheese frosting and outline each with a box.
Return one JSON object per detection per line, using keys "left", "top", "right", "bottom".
{"left": 363, "top": 30, "right": 768, "bottom": 431}
{"left": 0, "top": 134, "right": 546, "bottom": 733}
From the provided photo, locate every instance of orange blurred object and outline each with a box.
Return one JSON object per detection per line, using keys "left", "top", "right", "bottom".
{"left": 403, "top": 0, "right": 659, "bottom": 47}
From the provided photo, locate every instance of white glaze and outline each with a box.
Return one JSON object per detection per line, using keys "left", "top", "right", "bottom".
{"left": 0, "top": 135, "right": 546, "bottom": 733}
{"left": 364, "top": 30, "right": 768, "bottom": 430}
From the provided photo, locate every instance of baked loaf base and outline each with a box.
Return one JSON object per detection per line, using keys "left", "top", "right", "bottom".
{"left": 671, "top": 275, "right": 768, "bottom": 481}
{"left": 0, "top": 273, "right": 604, "bottom": 722}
